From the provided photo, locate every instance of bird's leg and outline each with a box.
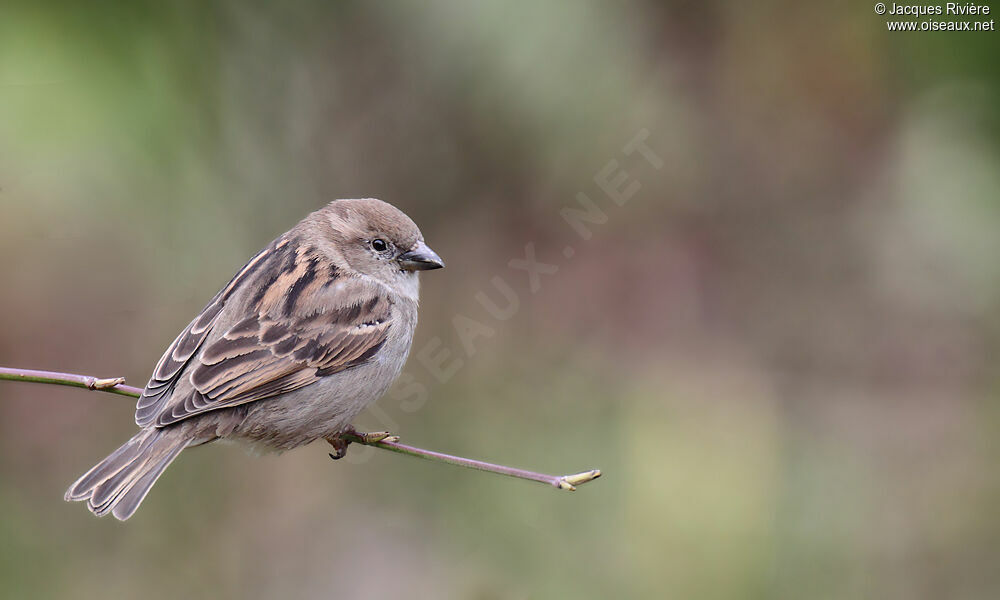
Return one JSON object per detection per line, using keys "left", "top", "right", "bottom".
{"left": 325, "top": 435, "right": 351, "bottom": 460}
{"left": 325, "top": 426, "right": 400, "bottom": 460}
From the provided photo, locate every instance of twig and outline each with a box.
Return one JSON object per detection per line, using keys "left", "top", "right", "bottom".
{"left": 341, "top": 432, "right": 600, "bottom": 490}
{"left": 0, "top": 366, "right": 601, "bottom": 492}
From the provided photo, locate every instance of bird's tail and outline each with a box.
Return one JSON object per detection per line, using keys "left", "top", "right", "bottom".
{"left": 65, "top": 426, "right": 188, "bottom": 521}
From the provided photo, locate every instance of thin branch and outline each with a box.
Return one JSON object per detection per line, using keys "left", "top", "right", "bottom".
{"left": 0, "top": 367, "right": 140, "bottom": 398}
{"left": 0, "top": 366, "right": 601, "bottom": 491}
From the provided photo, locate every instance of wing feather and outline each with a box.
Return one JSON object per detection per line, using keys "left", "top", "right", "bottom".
{"left": 135, "top": 239, "right": 394, "bottom": 429}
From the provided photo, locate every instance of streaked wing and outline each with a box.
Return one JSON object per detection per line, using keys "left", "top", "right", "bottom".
{"left": 135, "top": 244, "right": 275, "bottom": 427}
{"left": 135, "top": 239, "right": 393, "bottom": 429}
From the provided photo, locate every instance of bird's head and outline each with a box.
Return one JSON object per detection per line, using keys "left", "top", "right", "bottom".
{"left": 316, "top": 198, "right": 444, "bottom": 296}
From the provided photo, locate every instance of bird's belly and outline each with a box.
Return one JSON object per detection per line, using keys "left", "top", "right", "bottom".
{"left": 229, "top": 342, "right": 409, "bottom": 450}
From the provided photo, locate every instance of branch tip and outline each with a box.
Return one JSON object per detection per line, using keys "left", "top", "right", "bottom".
{"left": 556, "top": 469, "right": 602, "bottom": 491}
{"left": 90, "top": 376, "right": 127, "bottom": 390}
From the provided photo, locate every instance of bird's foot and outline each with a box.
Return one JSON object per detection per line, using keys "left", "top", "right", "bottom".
{"left": 326, "top": 426, "right": 400, "bottom": 460}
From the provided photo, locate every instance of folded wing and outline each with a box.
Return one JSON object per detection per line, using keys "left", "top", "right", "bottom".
{"left": 135, "top": 240, "right": 392, "bottom": 428}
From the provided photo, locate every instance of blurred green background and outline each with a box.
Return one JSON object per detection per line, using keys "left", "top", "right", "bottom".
{"left": 2, "top": 1, "right": 1000, "bottom": 598}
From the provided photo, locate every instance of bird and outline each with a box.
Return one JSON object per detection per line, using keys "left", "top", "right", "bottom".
{"left": 65, "top": 198, "right": 444, "bottom": 520}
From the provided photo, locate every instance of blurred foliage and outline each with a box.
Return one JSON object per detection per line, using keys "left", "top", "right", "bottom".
{"left": 2, "top": 1, "right": 999, "bottom": 598}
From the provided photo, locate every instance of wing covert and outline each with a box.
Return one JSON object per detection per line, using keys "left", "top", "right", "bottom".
{"left": 135, "top": 240, "right": 393, "bottom": 429}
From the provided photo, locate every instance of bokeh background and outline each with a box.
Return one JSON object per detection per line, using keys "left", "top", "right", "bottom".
{"left": 2, "top": 1, "right": 999, "bottom": 598}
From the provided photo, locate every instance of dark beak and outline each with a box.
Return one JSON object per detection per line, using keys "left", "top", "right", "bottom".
{"left": 399, "top": 241, "right": 445, "bottom": 271}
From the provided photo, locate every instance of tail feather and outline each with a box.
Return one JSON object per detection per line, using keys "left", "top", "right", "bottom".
{"left": 64, "top": 433, "right": 149, "bottom": 501}
{"left": 110, "top": 444, "right": 184, "bottom": 520}
{"left": 65, "top": 427, "right": 188, "bottom": 521}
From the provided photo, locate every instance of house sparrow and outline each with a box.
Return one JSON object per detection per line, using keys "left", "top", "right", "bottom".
{"left": 65, "top": 198, "right": 444, "bottom": 520}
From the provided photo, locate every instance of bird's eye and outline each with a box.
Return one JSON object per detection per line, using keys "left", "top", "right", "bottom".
{"left": 370, "top": 238, "right": 389, "bottom": 253}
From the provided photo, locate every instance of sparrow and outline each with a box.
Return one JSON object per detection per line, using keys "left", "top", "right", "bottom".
{"left": 65, "top": 198, "right": 444, "bottom": 520}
